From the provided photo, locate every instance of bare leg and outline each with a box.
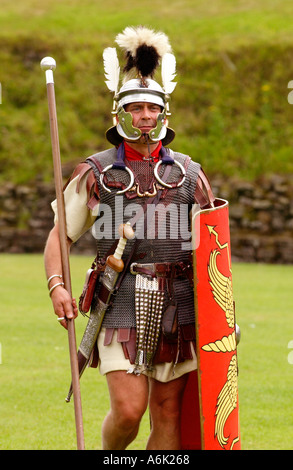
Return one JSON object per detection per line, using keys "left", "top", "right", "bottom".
{"left": 147, "top": 373, "right": 189, "bottom": 450}
{"left": 102, "top": 370, "right": 149, "bottom": 450}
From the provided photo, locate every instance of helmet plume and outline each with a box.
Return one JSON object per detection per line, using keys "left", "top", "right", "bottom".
{"left": 115, "top": 26, "right": 172, "bottom": 82}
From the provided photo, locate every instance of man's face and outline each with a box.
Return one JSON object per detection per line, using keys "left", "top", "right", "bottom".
{"left": 124, "top": 102, "right": 162, "bottom": 138}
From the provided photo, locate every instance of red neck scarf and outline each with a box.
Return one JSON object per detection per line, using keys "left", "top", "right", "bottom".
{"left": 124, "top": 141, "right": 162, "bottom": 162}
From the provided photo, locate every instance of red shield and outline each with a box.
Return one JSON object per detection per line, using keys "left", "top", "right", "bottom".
{"left": 181, "top": 199, "right": 241, "bottom": 450}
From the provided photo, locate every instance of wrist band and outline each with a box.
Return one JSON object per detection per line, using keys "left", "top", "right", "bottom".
{"left": 47, "top": 274, "right": 63, "bottom": 288}
{"left": 49, "top": 282, "right": 65, "bottom": 296}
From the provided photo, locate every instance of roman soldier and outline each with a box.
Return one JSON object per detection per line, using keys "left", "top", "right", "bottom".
{"left": 44, "top": 26, "right": 240, "bottom": 450}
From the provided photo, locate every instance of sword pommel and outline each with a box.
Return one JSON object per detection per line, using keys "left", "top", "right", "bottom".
{"left": 118, "top": 222, "right": 135, "bottom": 240}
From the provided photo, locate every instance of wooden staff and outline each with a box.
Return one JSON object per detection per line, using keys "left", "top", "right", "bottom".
{"left": 40, "top": 57, "right": 85, "bottom": 450}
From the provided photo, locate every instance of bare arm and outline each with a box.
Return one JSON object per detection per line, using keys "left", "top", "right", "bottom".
{"left": 44, "top": 223, "right": 78, "bottom": 329}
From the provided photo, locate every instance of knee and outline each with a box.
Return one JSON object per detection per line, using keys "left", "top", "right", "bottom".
{"left": 114, "top": 401, "right": 147, "bottom": 431}
{"left": 150, "top": 397, "right": 180, "bottom": 424}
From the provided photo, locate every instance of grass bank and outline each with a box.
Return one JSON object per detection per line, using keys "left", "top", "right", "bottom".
{"left": 1, "top": 0, "right": 293, "bottom": 183}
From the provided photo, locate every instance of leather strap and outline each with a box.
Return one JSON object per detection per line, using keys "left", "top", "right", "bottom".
{"left": 195, "top": 168, "right": 215, "bottom": 208}
{"left": 130, "top": 261, "right": 191, "bottom": 279}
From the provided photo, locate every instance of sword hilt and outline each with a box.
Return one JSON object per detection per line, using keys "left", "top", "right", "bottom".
{"left": 107, "top": 223, "right": 134, "bottom": 272}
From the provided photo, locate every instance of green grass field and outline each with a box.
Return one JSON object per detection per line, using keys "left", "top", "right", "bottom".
{"left": 1, "top": 254, "right": 293, "bottom": 450}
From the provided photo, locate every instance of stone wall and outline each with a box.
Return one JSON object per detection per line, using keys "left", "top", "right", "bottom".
{"left": 1, "top": 173, "right": 293, "bottom": 263}
{"left": 212, "top": 174, "right": 293, "bottom": 263}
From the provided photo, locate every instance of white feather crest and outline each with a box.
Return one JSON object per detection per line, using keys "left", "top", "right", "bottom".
{"left": 161, "top": 53, "right": 177, "bottom": 94}
{"left": 103, "top": 47, "right": 120, "bottom": 94}
{"left": 115, "top": 26, "right": 171, "bottom": 58}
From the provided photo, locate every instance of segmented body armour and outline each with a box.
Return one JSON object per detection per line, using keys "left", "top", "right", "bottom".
{"left": 87, "top": 148, "right": 201, "bottom": 329}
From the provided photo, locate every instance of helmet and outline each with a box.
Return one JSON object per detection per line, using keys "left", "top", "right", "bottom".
{"left": 103, "top": 26, "right": 177, "bottom": 146}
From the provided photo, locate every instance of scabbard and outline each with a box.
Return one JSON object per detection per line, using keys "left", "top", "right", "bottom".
{"left": 65, "top": 268, "right": 119, "bottom": 402}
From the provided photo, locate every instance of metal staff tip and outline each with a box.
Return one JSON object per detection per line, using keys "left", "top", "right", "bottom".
{"left": 40, "top": 57, "right": 56, "bottom": 84}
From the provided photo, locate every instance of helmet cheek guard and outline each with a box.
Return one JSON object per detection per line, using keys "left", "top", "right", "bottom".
{"left": 148, "top": 111, "right": 168, "bottom": 143}
{"left": 116, "top": 107, "right": 168, "bottom": 143}
{"left": 116, "top": 107, "right": 142, "bottom": 141}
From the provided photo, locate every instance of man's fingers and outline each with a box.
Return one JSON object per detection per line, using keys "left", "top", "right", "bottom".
{"left": 63, "top": 297, "right": 75, "bottom": 319}
{"left": 51, "top": 288, "right": 78, "bottom": 325}
{"left": 71, "top": 298, "right": 79, "bottom": 317}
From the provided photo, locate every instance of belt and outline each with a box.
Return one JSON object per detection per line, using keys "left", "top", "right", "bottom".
{"left": 130, "top": 261, "right": 192, "bottom": 279}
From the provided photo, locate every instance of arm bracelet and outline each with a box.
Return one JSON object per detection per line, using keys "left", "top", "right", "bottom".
{"left": 49, "top": 282, "right": 65, "bottom": 296}
{"left": 47, "top": 274, "right": 63, "bottom": 288}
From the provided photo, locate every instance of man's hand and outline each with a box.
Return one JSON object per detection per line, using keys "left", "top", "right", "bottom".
{"left": 50, "top": 285, "right": 78, "bottom": 329}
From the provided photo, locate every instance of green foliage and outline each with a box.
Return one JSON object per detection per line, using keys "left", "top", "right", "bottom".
{"left": 1, "top": 0, "right": 293, "bottom": 184}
